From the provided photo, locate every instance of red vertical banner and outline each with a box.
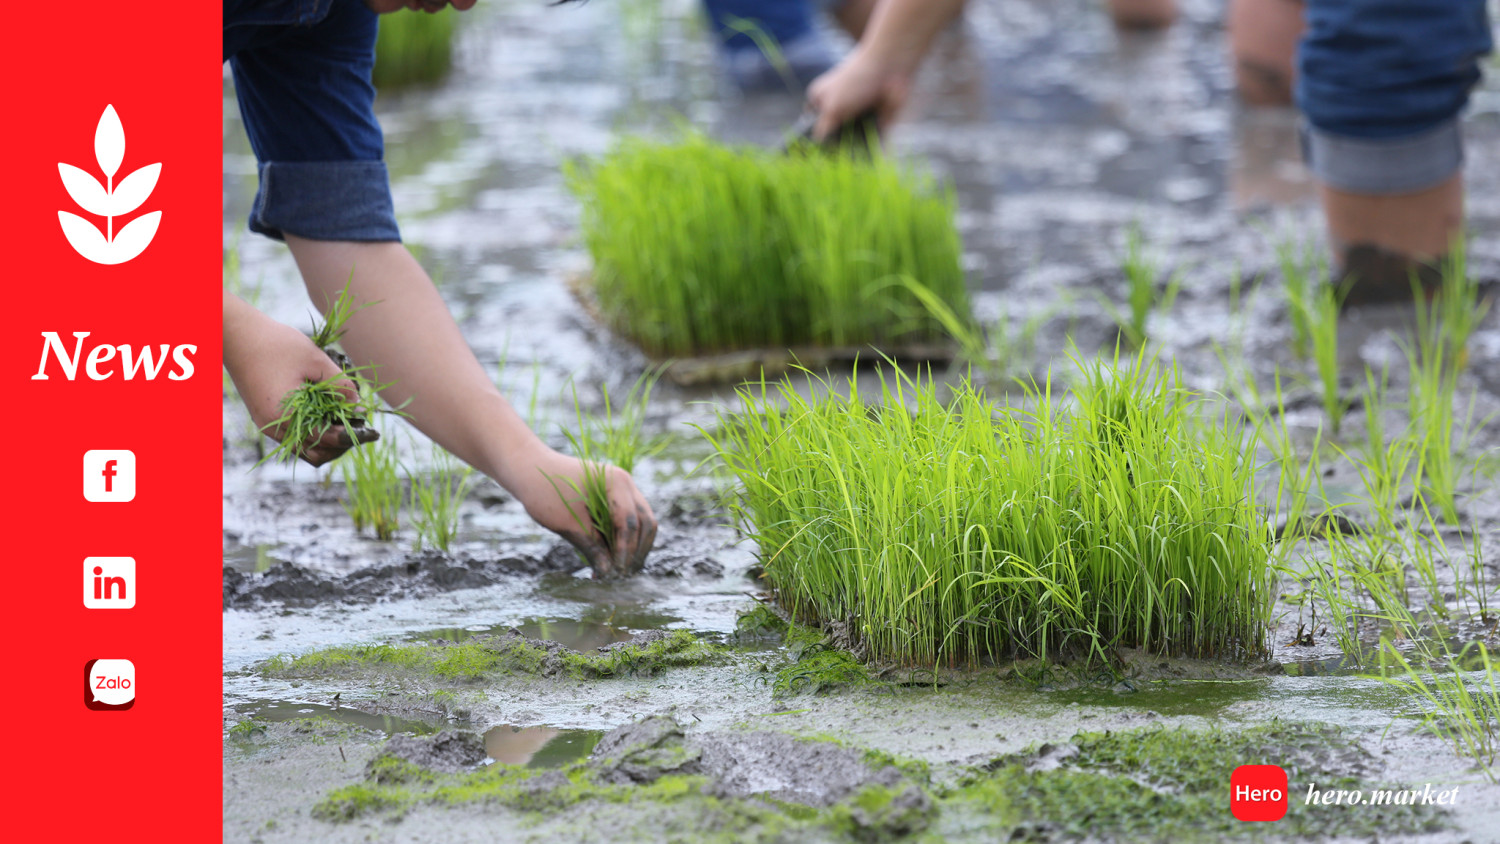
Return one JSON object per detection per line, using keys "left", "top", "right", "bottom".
{"left": 1, "top": 4, "right": 221, "bottom": 841}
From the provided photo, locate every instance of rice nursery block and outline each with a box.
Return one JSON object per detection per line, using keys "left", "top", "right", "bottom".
{"left": 373, "top": 8, "right": 458, "bottom": 88}
{"left": 707, "top": 359, "right": 1277, "bottom": 667}
{"left": 566, "top": 133, "right": 970, "bottom": 362}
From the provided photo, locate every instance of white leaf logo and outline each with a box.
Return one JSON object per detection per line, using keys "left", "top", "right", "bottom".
{"left": 58, "top": 105, "right": 162, "bottom": 265}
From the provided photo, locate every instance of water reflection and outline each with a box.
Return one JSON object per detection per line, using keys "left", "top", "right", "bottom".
{"left": 484, "top": 724, "right": 602, "bottom": 768}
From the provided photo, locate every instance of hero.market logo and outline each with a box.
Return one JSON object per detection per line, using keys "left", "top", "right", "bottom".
{"left": 57, "top": 105, "right": 161, "bottom": 265}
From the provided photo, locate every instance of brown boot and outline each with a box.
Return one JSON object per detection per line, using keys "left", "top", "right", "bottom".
{"left": 1321, "top": 175, "right": 1463, "bottom": 307}
{"left": 1335, "top": 243, "right": 1441, "bottom": 308}
{"left": 1108, "top": 0, "right": 1178, "bottom": 30}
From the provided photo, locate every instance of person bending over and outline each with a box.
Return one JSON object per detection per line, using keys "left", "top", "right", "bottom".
{"left": 221, "top": 0, "right": 656, "bottom": 576}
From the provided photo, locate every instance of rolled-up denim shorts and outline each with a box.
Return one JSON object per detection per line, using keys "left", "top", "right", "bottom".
{"left": 225, "top": 0, "right": 401, "bottom": 241}
{"left": 699, "top": 0, "right": 822, "bottom": 53}
{"left": 1296, "top": 0, "right": 1493, "bottom": 195}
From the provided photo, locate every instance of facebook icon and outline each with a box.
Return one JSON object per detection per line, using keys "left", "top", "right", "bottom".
{"left": 83, "top": 450, "right": 136, "bottom": 502}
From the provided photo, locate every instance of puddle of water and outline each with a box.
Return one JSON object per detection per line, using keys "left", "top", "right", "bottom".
{"left": 1047, "top": 679, "right": 1271, "bottom": 716}
{"left": 234, "top": 699, "right": 443, "bottom": 736}
{"left": 407, "top": 607, "right": 683, "bottom": 651}
{"left": 223, "top": 542, "right": 291, "bottom": 574}
{"left": 483, "top": 724, "right": 603, "bottom": 769}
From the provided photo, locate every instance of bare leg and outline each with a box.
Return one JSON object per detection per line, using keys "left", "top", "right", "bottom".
{"left": 831, "top": 0, "right": 879, "bottom": 40}
{"left": 1227, "top": 0, "right": 1304, "bottom": 106}
{"left": 1321, "top": 175, "right": 1463, "bottom": 304}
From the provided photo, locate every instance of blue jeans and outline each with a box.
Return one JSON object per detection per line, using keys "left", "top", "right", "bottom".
{"left": 699, "top": 0, "right": 818, "bottom": 54}
{"left": 225, "top": 0, "right": 400, "bottom": 241}
{"left": 1297, "top": 0, "right": 1493, "bottom": 194}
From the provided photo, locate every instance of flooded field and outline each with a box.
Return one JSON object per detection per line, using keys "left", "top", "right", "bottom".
{"left": 223, "top": 1, "right": 1500, "bottom": 841}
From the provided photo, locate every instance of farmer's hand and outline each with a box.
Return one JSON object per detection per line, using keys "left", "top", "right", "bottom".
{"left": 807, "top": 49, "right": 911, "bottom": 142}
{"left": 509, "top": 441, "right": 657, "bottom": 578}
{"left": 806, "top": 0, "right": 967, "bottom": 140}
{"left": 223, "top": 290, "right": 376, "bottom": 467}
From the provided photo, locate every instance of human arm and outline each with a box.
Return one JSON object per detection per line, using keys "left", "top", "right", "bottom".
{"left": 806, "top": 0, "right": 967, "bottom": 140}
{"left": 222, "top": 288, "right": 375, "bottom": 467}
{"left": 281, "top": 237, "right": 656, "bottom": 577}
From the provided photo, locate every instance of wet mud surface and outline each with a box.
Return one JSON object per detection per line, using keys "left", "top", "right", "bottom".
{"left": 224, "top": 0, "right": 1500, "bottom": 841}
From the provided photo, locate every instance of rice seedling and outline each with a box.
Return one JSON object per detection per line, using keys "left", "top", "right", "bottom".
{"left": 408, "top": 444, "right": 474, "bottom": 553}
{"left": 1277, "top": 237, "right": 1316, "bottom": 360}
{"left": 255, "top": 283, "right": 396, "bottom": 470}
{"left": 256, "top": 370, "right": 378, "bottom": 469}
{"left": 704, "top": 351, "right": 1278, "bottom": 667}
{"left": 548, "top": 370, "right": 666, "bottom": 556}
{"left": 902, "top": 277, "right": 1063, "bottom": 386}
{"left": 566, "top": 132, "right": 968, "bottom": 359}
{"left": 1405, "top": 295, "right": 1462, "bottom": 525}
{"left": 373, "top": 7, "right": 458, "bottom": 88}
{"left": 309, "top": 274, "right": 375, "bottom": 351}
{"left": 592, "top": 368, "right": 668, "bottom": 474}
{"left": 1344, "top": 367, "right": 1407, "bottom": 530}
{"left": 341, "top": 435, "right": 403, "bottom": 541}
{"left": 1384, "top": 642, "right": 1500, "bottom": 776}
{"left": 1434, "top": 236, "right": 1490, "bottom": 371}
{"left": 1464, "top": 529, "right": 1492, "bottom": 623}
{"left": 1302, "top": 281, "right": 1348, "bottom": 435}
{"left": 1261, "top": 371, "right": 1319, "bottom": 542}
{"left": 1097, "top": 227, "right": 1182, "bottom": 349}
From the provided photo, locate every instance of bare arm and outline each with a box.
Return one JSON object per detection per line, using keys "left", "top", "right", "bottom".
{"left": 223, "top": 289, "right": 370, "bottom": 467}
{"left": 282, "top": 236, "right": 655, "bottom": 576}
{"left": 808, "top": 0, "right": 968, "bottom": 139}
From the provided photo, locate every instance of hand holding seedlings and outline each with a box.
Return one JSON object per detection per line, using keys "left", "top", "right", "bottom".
{"left": 525, "top": 443, "right": 656, "bottom": 578}
{"left": 281, "top": 238, "right": 660, "bottom": 573}
{"left": 805, "top": 0, "right": 966, "bottom": 140}
{"left": 222, "top": 290, "right": 378, "bottom": 467}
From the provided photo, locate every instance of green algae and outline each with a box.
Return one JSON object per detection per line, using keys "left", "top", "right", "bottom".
{"left": 941, "top": 721, "right": 1448, "bottom": 841}
{"left": 733, "top": 604, "right": 789, "bottom": 642}
{"left": 262, "top": 630, "right": 722, "bottom": 684}
{"left": 771, "top": 623, "right": 874, "bottom": 697}
{"left": 773, "top": 649, "right": 873, "bottom": 696}
{"left": 561, "top": 630, "right": 721, "bottom": 678}
{"left": 314, "top": 743, "right": 928, "bottom": 842}
{"left": 309, "top": 711, "right": 1450, "bottom": 843}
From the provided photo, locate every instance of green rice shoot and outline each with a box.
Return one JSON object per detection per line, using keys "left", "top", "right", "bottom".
{"left": 705, "top": 351, "right": 1278, "bottom": 667}
{"left": 256, "top": 369, "right": 378, "bottom": 469}
{"left": 373, "top": 7, "right": 458, "bottom": 89}
{"left": 1278, "top": 237, "right": 1316, "bottom": 360}
{"left": 310, "top": 273, "right": 375, "bottom": 351}
{"left": 341, "top": 435, "right": 403, "bottom": 541}
{"left": 1099, "top": 227, "right": 1181, "bottom": 349}
{"left": 1304, "top": 280, "right": 1348, "bottom": 436}
{"left": 548, "top": 370, "right": 669, "bottom": 555}
{"left": 408, "top": 444, "right": 474, "bottom": 553}
{"left": 566, "top": 132, "right": 969, "bottom": 358}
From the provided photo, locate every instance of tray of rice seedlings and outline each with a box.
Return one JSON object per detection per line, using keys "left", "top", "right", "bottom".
{"left": 565, "top": 132, "right": 970, "bottom": 386}
{"left": 704, "top": 351, "right": 1278, "bottom": 668}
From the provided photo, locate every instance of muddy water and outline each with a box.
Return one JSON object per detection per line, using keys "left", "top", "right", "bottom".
{"left": 223, "top": 0, "right": 1500, "bottom": 841}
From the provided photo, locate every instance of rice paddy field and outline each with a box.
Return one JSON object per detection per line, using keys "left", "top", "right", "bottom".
{"left": 223, "top": 1, "right": 1500, "bottom": 842}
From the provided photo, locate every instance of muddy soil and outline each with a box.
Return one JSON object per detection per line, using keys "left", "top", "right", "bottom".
{"left": 224, "top": 0, "right": 1500, "bottom": 841}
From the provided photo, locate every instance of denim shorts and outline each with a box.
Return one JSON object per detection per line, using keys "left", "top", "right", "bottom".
{"left": 700, "top": 0, "right": 821, "bottom": 53}
{"left": 225, "top": 0, "right": 400, "bottom": 241}
{"left": 1297, "top": 0, "right": 1493, "bottom": 194}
